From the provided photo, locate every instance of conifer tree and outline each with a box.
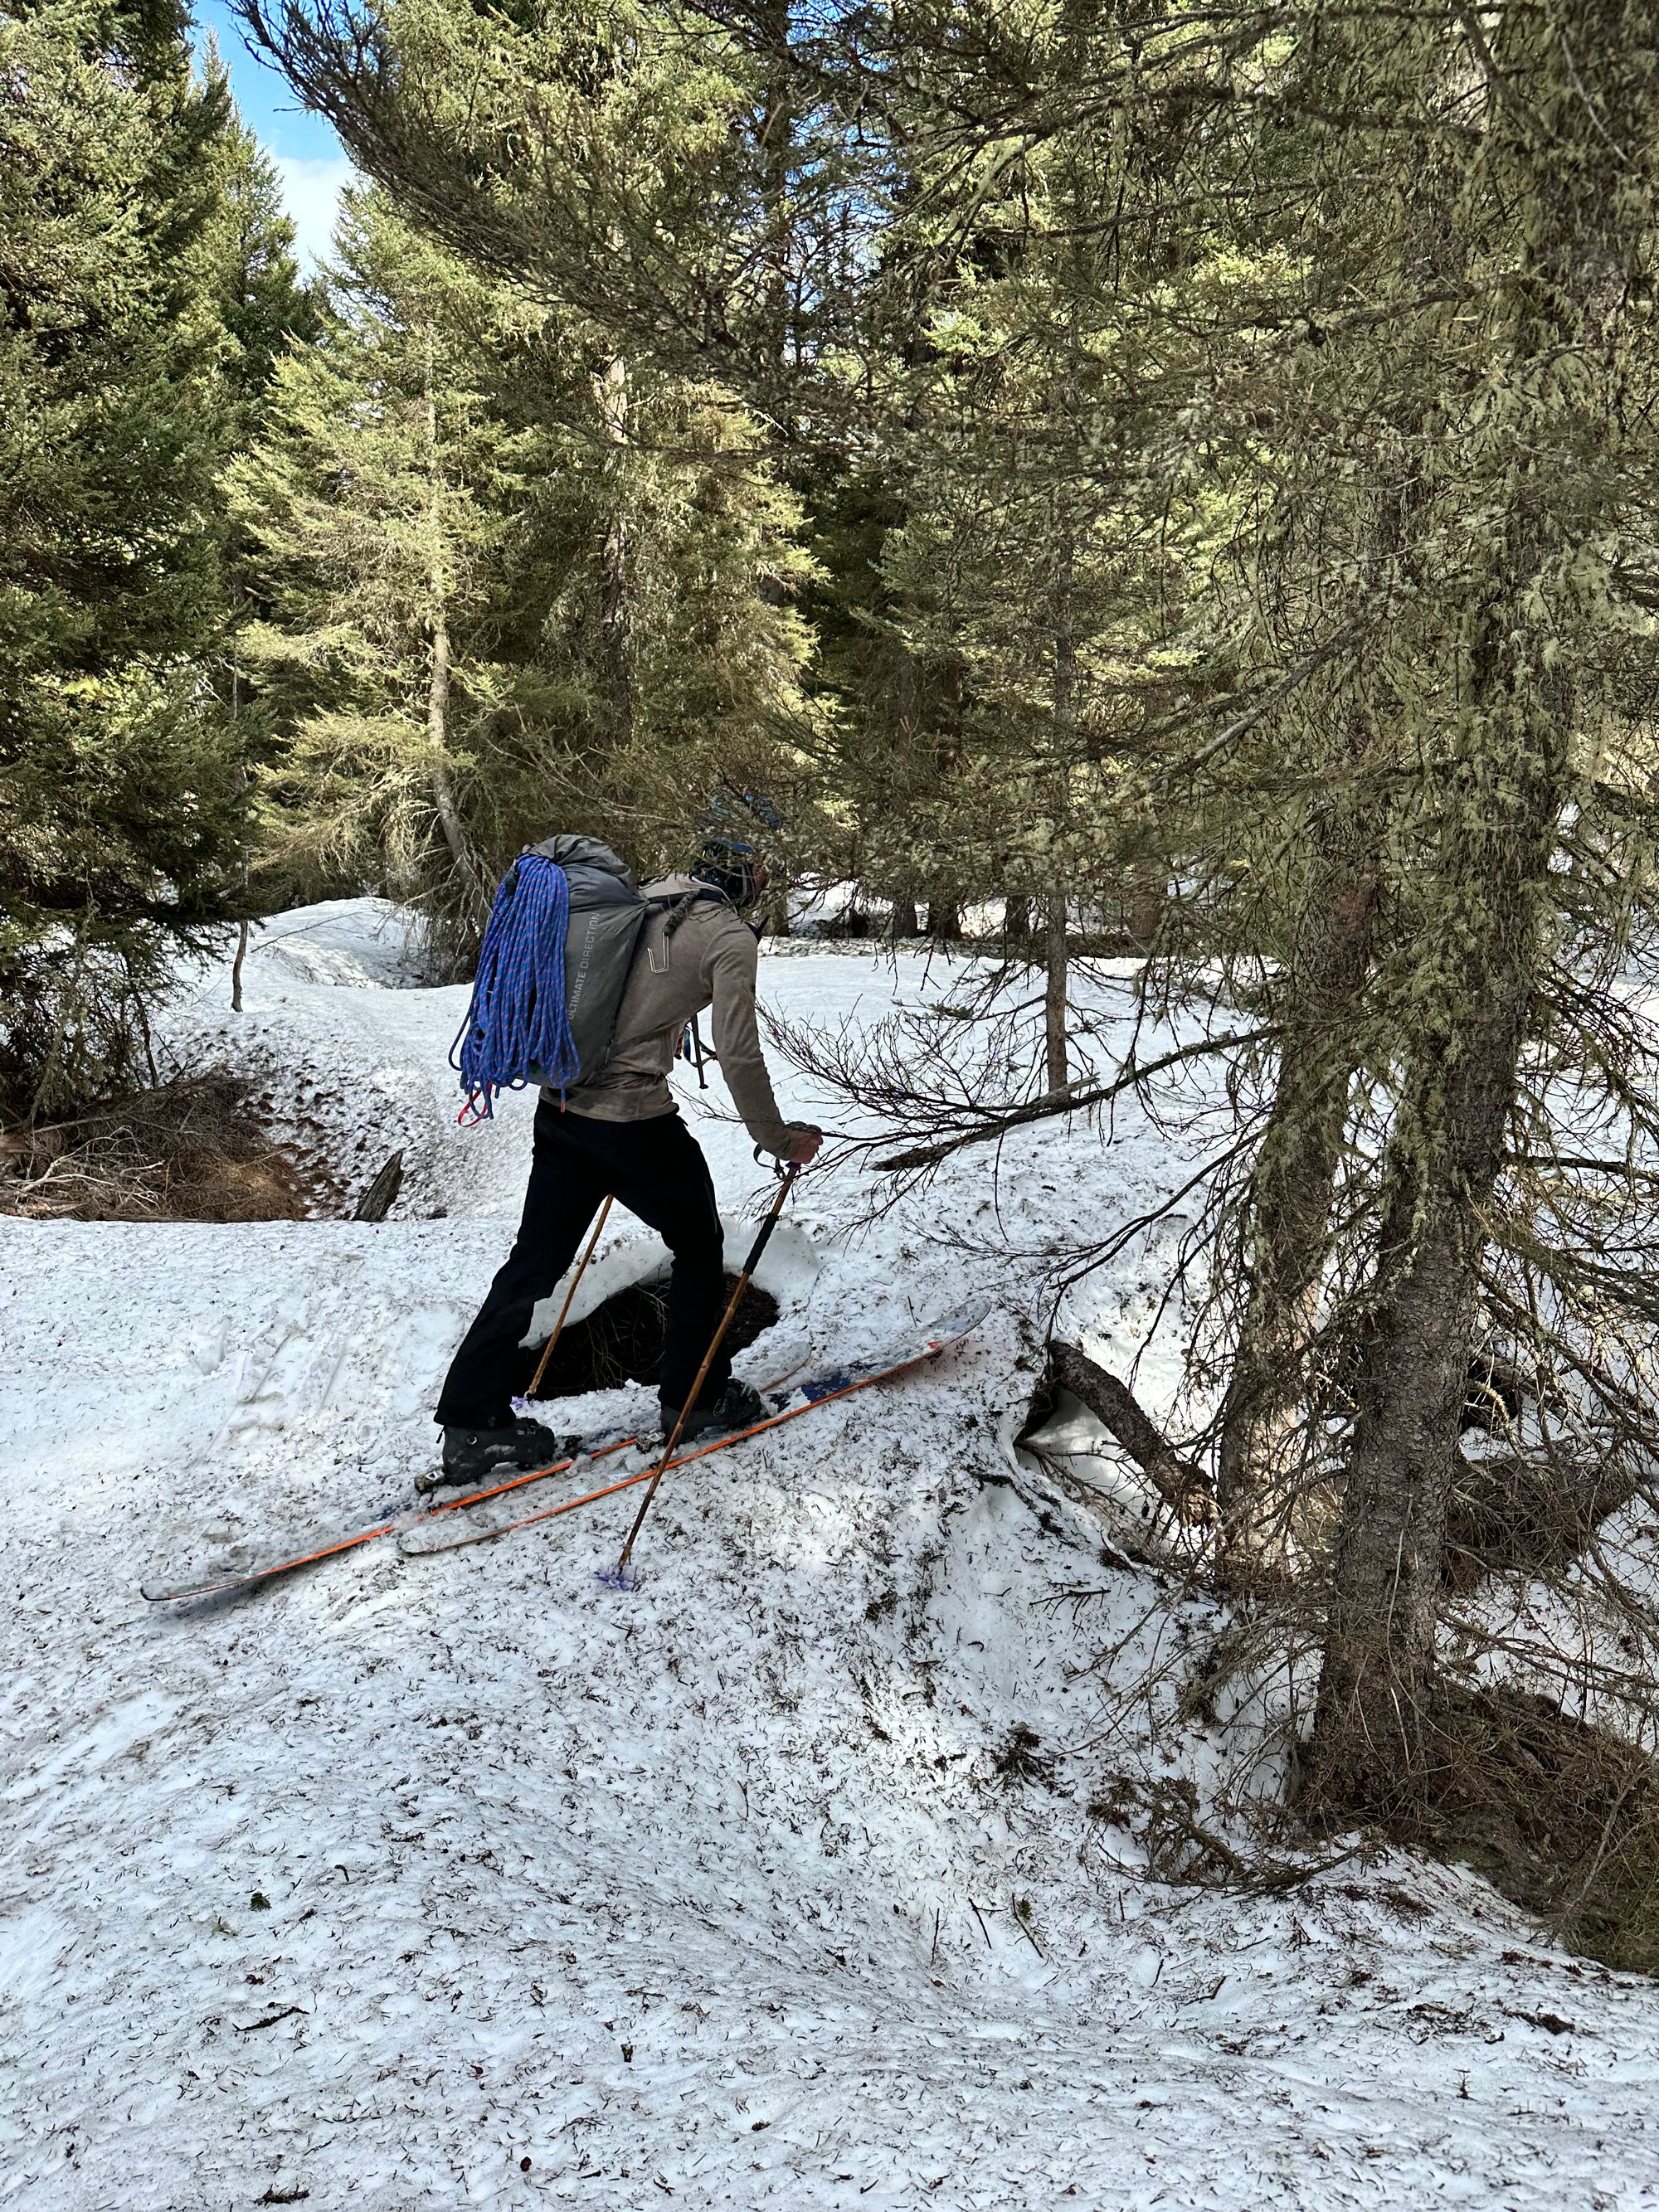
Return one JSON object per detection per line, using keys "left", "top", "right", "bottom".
{"left": 234, "top": 187, "right": 825, "bottom": 954}
{"left": 192, "top": 61, "right": 321, "bottom": 415}
{"left": 1300, "top": 5, "right": 1659, "bottom": 1814}
{"left": 0, "top": 0, "right": 308, "bottom": 1116}
{"left": 240, "top": 0, "right": 860, "bottom": 425}
{"left": 231, "top": 191, "right": 527, "bottom": 941}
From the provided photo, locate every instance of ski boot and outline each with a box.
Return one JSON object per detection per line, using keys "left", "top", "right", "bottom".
{"left": 421, "top": 1417, "right": 578, "bottom": 1495}
{"left": 659, "top": 1378, "right": 765, "bottom": 1447}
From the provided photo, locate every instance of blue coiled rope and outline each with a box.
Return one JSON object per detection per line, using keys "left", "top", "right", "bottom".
{"left": 450, "top": 853, "right": 581, "bottom": 1123}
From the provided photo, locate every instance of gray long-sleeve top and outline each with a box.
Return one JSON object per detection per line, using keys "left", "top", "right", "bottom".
{"left": 554, "top": 874, "right": 795, "bottom": 1155}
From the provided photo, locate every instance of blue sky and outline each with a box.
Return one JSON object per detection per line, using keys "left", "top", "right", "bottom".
{"left": 192, "top": 0, "right": 355, "bottom": 269}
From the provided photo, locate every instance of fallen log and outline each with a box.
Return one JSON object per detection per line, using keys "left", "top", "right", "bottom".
{"left": 352, "top": 1148, "right": 404, "bottom": 1223}
{"left": 1046, "top": 1341, "right": 1216, "bottom": 1528}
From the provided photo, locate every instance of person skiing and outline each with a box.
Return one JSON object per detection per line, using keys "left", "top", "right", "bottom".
{"left": 433, "top": 829, "right": 822, "bottom": 1486}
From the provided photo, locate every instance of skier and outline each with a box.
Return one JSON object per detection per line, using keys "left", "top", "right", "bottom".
{"left": 434, "top": 831, "right": 822, "bottom": 1485}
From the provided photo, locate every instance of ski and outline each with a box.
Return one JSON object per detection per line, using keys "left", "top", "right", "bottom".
{"left": 395, "top": 1305, "right": 989, "bottom": 1562}
{"left": 142, "top": 1420, "right": 669, "bottom": 1604}
{"left": 139, "top": 1345, "right": 812, "bottom": 1605}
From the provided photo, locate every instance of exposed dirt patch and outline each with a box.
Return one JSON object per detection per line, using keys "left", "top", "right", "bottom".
{"left": 1412, "top": 1685, "right": 1659, "bottom": 1976}
{"left": 1443, "top": 1444, "right": 1638, "bottom": 1591}
{"left": 0, "top": 1073, "right": 328, "bottom": 1223}
{"left": 533, "top": 1274, "right": 781, "bottom": 1398}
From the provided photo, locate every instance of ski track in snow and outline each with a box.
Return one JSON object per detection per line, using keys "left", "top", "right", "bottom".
{"left": 2, "top": 902, "right": 1657, "bottom": 2209}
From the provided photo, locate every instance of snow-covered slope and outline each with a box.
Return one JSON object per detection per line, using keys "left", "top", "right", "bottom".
{"left": 3, "top": 905, "right": 1657, "bottom": 2210}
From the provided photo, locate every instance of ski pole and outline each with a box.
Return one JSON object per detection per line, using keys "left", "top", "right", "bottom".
{"left": 525, "top": 1194, "right": 613, "bottom": 1401}
{"left": 608, "top": 1161, "right": 800, "bottom": 1582}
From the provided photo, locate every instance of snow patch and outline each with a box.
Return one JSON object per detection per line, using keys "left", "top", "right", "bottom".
{"left": 523, "top": 1212, "right": 822, "bottom": 1347}
{"left": 3, "top": 901, "right": 1657, "bottom": 2209}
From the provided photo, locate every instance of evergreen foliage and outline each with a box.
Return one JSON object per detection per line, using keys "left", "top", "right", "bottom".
{"left": 231, "top": 192, "right": 528, "bottom": 937}
{"left": 0, "top": 0, "right": 309, "bottom": 1114}
{"left": 231, "top": 186, "right": 826, "bottom": 964}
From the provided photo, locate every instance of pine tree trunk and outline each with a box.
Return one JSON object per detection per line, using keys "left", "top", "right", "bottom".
{"left": 229, "top": 642, "right": 250, "bottom": 1014}
{"left": 1043, "top": 897, "right": 1069, "bottom": 1093}
{"left": 1126, "top": 864, "right": 1163, "bottom": 951}
{"left": 888, "top": 639, "right": 925, "bottom": 942}
{"left": 426, "top": 610, "right": 468, "bottom": 873}
{"left": 1214, "top": 18, "right": 1484, "bottom": 1578}
{"left": 1305, "top": 457, "right": 1563, "bottom": 1816}
{"left": 1217, "top": 384, "right": 1432, "bottom": 1577}
{"left": 597, "top": 351, "right": 632, "bottom": 738}
{"left": 1044, "top": 510, "right": 1076, "bottom": 1096}
{"left": 423, "top": 351, "right": 469, "bottom": 877}
{"left": 1216, "top": 819, "right": 1379, "bottom": 1578}
{"left": 1307, "top": 855, "right": 1544, "bottom": 1811}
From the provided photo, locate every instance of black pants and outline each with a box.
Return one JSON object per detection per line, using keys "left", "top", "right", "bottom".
{"left": 435, "top": 1103, "right": 728, "bottom": 1429}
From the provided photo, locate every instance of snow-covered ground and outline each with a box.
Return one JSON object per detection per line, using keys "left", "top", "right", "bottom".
{"left": 3, "top": 904, "right": 1657, "bottom": 2210}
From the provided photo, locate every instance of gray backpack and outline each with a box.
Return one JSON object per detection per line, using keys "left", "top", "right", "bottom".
{"left": 526, "top": 834, "right": 726, "bottom": 1085}
{"left": 526, "top": 834, "right": 649, "bottom": 1081}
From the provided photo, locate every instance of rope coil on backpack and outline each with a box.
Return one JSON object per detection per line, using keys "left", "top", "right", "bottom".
{"left": 450, "top": 853, "right": 582, "bottom": 1124}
